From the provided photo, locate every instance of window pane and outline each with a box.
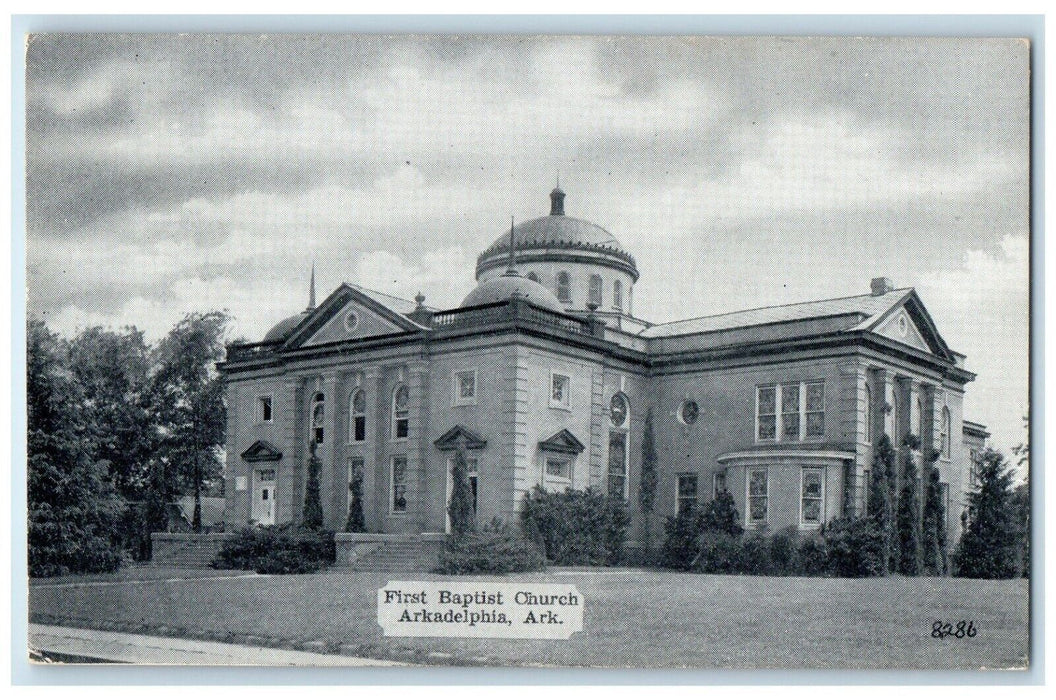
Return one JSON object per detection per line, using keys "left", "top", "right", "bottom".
{"left": 354, "top": 416, "right": 365, "bottom": 442}
{"left": 610, "top": 394, "right": 628, "bottom": 427}
{"left": 353, "top": 390, "right": 366, "bottom": 413}
{"left": 803, "top": 470, "right": 822, "bottom": 497}
{"left": 394, "top": 386, "right": 408, "bottom": 410}
{"left": 677, "top": 474, "right": 697, "bottom": 499}
{"left": 545, "top": 459, "right": 570, "bottom": 479}
{"left": 758, "top": 386, "right": 776, "bottom": 414}
{"left": 782, "top": 412, "right": 800, "bottom": 440}
{"left": 552, "top": 375, "right": 568, "bottom": 403}
{"left": 458, "top": 372, "right": 475, "bottom": 399}
{"left": 750, "top": 470, "right": 767, "bottom": 496}
{"left": 713, "top": 472, "right": 726, "bottom": 496}
{"left": 802, "top": 499, "right": 821, "bottom": 523}
{"left": 750, "top": 497, "right": 768, "bottom": 521}
{"left": 392, "top": 458, "right": 407, "bottom": 512}
{"left": 806, "top": 411, "right": 824, "bottom": 437}
{"left": 781, "top": 384, "right": 800, "bottom": 412}
{"left": 758, "top": 415, "right": 776, "bottom": 440}
{"left": 806, "top": 382, "right": 824, "bottom": 411}
{"left": 396, "top": 418, "right": 409, "bottom": 440}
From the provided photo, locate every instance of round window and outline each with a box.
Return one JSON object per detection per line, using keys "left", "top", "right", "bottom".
{"left": 610, "top": 393, "right": 628, "bottom": 428}
{"left": 897, "top": 315, "right": 908, "bottom": 337}
{"left": 344, "top": 310, "right": 359, "bottom": 332}
{"left": 679, "top": 400, "right": 699, "bottom": 425}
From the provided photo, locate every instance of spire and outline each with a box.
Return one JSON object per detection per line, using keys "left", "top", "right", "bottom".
{"left": 550, "top": 183, "right": 565, "bottom": 216}
{"left": 504, "top": 215, "right": 519, "bottom": 276}
{"left": 307, "top": 262, "right": 316, "bottom": 311}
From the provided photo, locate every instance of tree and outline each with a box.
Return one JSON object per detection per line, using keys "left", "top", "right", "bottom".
{"left": 28, "top": 319, "right": 124, "bottom": 576}
{"left": 637, "top": 407, "right": 658, "bottom": 556}
{"left": 896, "top": 439, "right": 922, "bottom": 575}
{"left": 1013, "top": 480, "right": 1030, "bottom": 578}
{"left": 698, "top": 491, "right": 744, "bottom": 536}
{"left": 447, "top": 446, "right": 475, "bottom": 537}
{"left": 302, "top": 441, "right": 324, "bottom": 530}
{"left": 345, "top": 462, "right": 366, "bottom": 533}
{"left": 868, "top": 433, "right": 896, "bottom": 574}
{"left": 151, "top": 311, "right": 229, "bottom": 532}
{"left": 921, "top": 460, "right": 947, "bottom": 575}
{"left": 954, "top": 448, "right": 1020, "bottom": 578}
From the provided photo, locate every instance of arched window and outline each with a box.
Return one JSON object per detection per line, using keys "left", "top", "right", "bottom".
{"left": 525, "top": 271, "right": 540, "bottom": 283}
{"left": 608, "top": 393, "right": 630, "bottom": 499}
{"left": 556, "top": 271, "right": 571, "bottom": 302}
{"left": 311, "top": 392, "right": 325, "bottom": 445}
{"left": 588, "top": 274, "right": 603, "bottom": 308}
{"left": 940, "top": 407, "right": 951, "bottom": 459}
{"left": 392, "top": 385, "right": 409, "bottom": 440}
{"left": 864, "top": 384, "right": 873, "bottom": 443}
{"left": 613, "top": 279, "right": 623, "bottom": 310}
{"left": 349, "top": 388, "right": 366, "bottom": 443}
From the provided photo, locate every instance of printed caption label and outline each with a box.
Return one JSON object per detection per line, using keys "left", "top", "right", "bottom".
{"left": 378, "top": 581, "right": 584, "bottom": 639}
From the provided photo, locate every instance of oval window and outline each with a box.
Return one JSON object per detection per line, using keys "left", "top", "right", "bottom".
{"left": 897, "top": 315, "right": 908, "bottom": 337}
{"left": 344, "top": 310, "right": 359, "bottom": 332}
{"left": 679, "top": 400, "right": 699, "bottom": 425}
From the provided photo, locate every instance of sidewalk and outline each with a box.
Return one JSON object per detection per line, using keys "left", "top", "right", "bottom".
{"left": 28, "top": 624, "right": 407, "bottom": 666}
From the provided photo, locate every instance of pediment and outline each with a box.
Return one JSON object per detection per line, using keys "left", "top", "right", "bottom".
{"left": 538, "top": 429, "right": 586, "bottom": 455}
{"left": 874, "top": 308, "right": 930, "bottom": 353}
{"left": 865, "top": 291, "right": 953, "bottom": 361}
{"left": 433, "top": 425, "right": 488, "bottom": 451}
{"left": 241, "top": 440, "right": 283, "bottom": 463}
{"left": 284, "top": 284, "right": 424, "bottom": 349}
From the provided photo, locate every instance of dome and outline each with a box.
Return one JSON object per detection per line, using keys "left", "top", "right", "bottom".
{"left": 262, "top": 310, "right": 310, "bottom": 342}
{"left": 460, "top": 272, "right": 565, "bottom": 313}
{"left": 475, "top": 189, "right": 638, "bottom": 281}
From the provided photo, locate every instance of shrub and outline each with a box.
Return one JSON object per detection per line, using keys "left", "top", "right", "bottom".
{"left": 213, "top": 524, "right": 335, "bottom": 574}
{"left": 824, "top": 516, "right": 885, "bottom": 578}
{"left": 896, "top": 444, "right": 922, "bottom": 575}
{"left": 690, "top": 531, "right": 744, "bottom": 574}
{"left": 661, "top": 508, "right": 701, "bottom": 570}
{"left": 345, "top": 467, "right": 366, "bottom": 533}
{"left": 768, "top": 526, "right": 801, "bottom": 575}
{"left": 698, "top": 491, "right": 744, "bottom": 536}
{"left": 954, "top": 448, "right": 1020, "bottom": 579}
{"left": 302, "top": 445, "right": 323, "bottom": 530}
{"left": 447, "top": 448, "right": 476, "bottom": 536}
{"left": 522, "top": 487, "right": 628, "bottom": 565}
{"left": 869, "top": 434, "right": 896, "bottom": 574}
{"left": 737, "top": 533, "right": 771, "bottom": 575}
{"left": 798, "top": 534, "right": 829, "bottom": 576}
{"left": 437, "top": 520, "right": 545, "bottom": 574}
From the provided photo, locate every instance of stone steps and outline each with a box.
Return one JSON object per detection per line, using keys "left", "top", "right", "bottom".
{"left": 341, "top": 537, "right": 442, "bottom": 572}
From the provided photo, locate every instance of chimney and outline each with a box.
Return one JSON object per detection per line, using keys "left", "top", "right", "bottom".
{"left": 871, "top": 277, "right": 894, "bottom": 296}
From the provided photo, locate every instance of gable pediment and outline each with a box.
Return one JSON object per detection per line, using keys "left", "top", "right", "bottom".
{"left": 433, "top": 425, "right": 488, "bottom": 451}
{"left": 538, "top": 429, "right": 586, "bottom": 455}
{"left": 284, "top": 284, "right": 423, "bottom": 349}
{"left": 865, "top": 291, "right": 953, "bottom": 361}
{"left": 875, "top": 308, "right": 930, "bottom": 353}
{"left": 241, "top": 440, "right": 283, "bottom": 463}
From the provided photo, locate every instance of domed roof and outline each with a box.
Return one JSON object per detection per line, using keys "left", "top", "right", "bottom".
{"left": 262, "top": 310, "right": 310, "bottom": 342}
{"left": 460, "top": 272, "right": 565, "bottom": 313}
{"left": 476, "top": 188, "right": 638, "bottom": 280}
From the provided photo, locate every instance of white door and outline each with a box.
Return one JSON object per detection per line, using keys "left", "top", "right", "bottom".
{"left": 445, "top": 457, "right": 478, "bottom": 534}
{"left": 252, "top": 468, "right": 276, "bottom": 525}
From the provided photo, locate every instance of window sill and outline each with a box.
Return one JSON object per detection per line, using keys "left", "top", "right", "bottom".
{"left": 452, "top": 400, "right": 477, "bottom": 408}
{"left": 548, "top": 403, "right": 572, "bottom": 412}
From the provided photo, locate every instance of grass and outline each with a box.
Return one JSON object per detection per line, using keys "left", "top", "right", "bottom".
{"left": 29, "top": 568, "right": 1029, "bottom": 669}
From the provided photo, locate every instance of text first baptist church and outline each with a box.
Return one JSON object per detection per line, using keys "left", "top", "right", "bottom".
{"left": 220, "top": 187, "right": 986, "bottom": 556}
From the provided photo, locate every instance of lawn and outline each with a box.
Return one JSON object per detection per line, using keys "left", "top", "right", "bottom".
{"left": 29, "top": 568, "right": 1029, "bottom": 669}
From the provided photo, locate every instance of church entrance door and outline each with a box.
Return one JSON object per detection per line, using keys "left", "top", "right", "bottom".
{"left": 252, "top": 468, "right": 276, "bottom": 525}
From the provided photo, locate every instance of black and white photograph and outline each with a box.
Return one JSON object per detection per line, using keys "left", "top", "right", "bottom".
{"left": 21, "top": 28, "right": 1033, "bottom": 673}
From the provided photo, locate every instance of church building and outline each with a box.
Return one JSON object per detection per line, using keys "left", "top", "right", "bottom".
{"left": 220, "top": 187, "right": 981, "bottom": 555}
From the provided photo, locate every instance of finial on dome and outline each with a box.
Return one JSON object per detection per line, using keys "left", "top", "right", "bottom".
{"left": 307, "top": 262, "right": 316, "bottom": 311}
{"left": 504, "top": 215, "right": 520, "bottom": 276}
{"left": 415, "top": 291, "right": 426, "bottom": 309}
{"left": 550, "top": 184, "right": 565, "bottom": 216}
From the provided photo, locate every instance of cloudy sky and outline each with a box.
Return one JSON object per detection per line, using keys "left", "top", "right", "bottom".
{"left": 25, "top": 34, "right": 1029, "bottom": 457}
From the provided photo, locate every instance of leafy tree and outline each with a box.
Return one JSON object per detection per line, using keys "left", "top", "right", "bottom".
{"left": 345, "top": 462, "right": 366, "bottom": 533}
{"left": 302, "top": 441, "right": 324, "bottom": 530}
{"left": 921, "top": 460, "right": 947, "bottom": 575}
{"left": 698, "top": 490, "right": 744, "bottom": 536}
{"left": 868, "top": 434, "right": 896, "bottom": 574}
{"left": 954, "top": 448, "right": 1020, "bottom": 578}
{"left": 1013, "top": 481, "right": 1030, "bottom": 578}
{"left": 151, "top": 311, "right": 229, "bottom": 532}
{"left": 447, "top": 446, "right": 475, "bottom": 537}
{"left": 896, "top": 440, "right": 922, "bottom": 575}
{"left": 28, "top": 319, "right": 123, "bottom": 576}
{"left": 637, "top": 407, "right": 658, "bottom": 555}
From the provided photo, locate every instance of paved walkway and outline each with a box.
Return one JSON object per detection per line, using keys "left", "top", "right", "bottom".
{"left": 28, "top": 624, "right": 407, "bottom": 666}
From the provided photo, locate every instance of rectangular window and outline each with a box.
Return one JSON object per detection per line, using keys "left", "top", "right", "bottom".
{"left": 757, "top": 386, "right": 777, "bottom": 440}
{"left": 353, "top": 416, "right": 366, "bottom": 442}
{"left": 677, "top": 473, "right": 698, "bottom": 515}
{"left": 589, "top": 274, "right": 603, "bottom": 307}
{"left": 713, "top": 471, "right": 727, "bottom": 499}
{"left": 781, "top": 383, "right": 800, "bottom": 440}
{"left": 550, "top": 373, "right": 571, "bottom": 408}
{"left": 452, "top": 369, "right": 477, "bottom": 406}
{"left": 757, "top": 381, "right": 825, "bottom": 442}
{"left": 391, "top": 456, "right": 408, "bottom": 513}
{"left": 748, "top": 468, "right": 768, "bottom": 525}
{"left": 544, "top": 457, "right": 571, "bottom": 481}
{"left": 257, "top": 395, "right": 273, "bottom": 423}
{"left": 801, "top": 467, "right": 824, "bottom": 526}
{"left": 607, "top": 431, "right": 628, "bottom": 499}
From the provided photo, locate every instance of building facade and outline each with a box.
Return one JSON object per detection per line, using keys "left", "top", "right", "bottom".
{"left": 220, "top": 188, "right": 981, "bottom": 550}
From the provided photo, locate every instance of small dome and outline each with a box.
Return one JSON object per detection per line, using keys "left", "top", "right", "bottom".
{"left": 262, "top": 311, "right": 310, "bottom": 342}
{"left": 460, "top": 272, "right": 564, "bottom": 313}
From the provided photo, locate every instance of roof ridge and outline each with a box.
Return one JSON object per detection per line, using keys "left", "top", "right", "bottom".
{"left": 649, "top": 288, "right": 913, "bottom": 329}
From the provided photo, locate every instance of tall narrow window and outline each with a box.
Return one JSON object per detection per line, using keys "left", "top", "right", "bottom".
{"left": 392, "top": 385, "right": 409, "bottom": 440}
{"left": 757, "top": 386, "right": 777, "bottom": 441}
{"left": 781, "top": 382, "right": 800, "bottom": 440}
{"left": 556, "top": 271, "right": 571, "bottom": 302}
{"left": 588, "top": 274, "right": 603, "bottom": 308}
{"left": 805, "top": 382, "right": 825, "bottom": 438}
{"left": 607, "top": 431, "right": 628, "bottom": 499}
{"left": 677, "top": 473, "right": 698, "bottom": 515}
{"left": 864, "top": 384, "right": 873, "bottom": 443}
{"left": 448, "top": 456, "right": 479, "bottom": 515}
{"left": 550, "top": 372, "right": 570, "bottom": 409}
{"left": 713, "top": 471, "right": 727, "bottom": 499}
{"left": 748, "top": 468, "right": 768, "bottom": 525}
{"left": 390, "top": 455, "right": 407, "bottom": 513}
{"left": 940, "top": 407, "right": 951, "bottom": 459}
{"left": 257, "top": 395, "right": 273, "bottom": 424}
{"left": 613, "top": 279, "right": 623, "bottom": 310}
{"left": 311, "top": 392, "right": 325, "bottom": 445}
{"left": 349, "top": 389, "right": 366, "bottom": 443}
{"left": 801, "top": 467, "right": 824, "bottom": 526}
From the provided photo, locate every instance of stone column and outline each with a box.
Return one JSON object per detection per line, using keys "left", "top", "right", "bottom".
{"left": 320, "top": 372, "right": 341, "bottom": 530}
{"left": 278, "top": 377, "right": 306, "bottom": 525}
{"left": 839, "top": 363, "right": 870, "bottom": 516}
{"left": 406, "top": 360, "right": 431, "bottom": 532}
{"left": 503, "top": 344, "right": 530, "bottom": 523}
{"left": 589, "top": 368, "right": 606, "bottom": 491}
{"left": 364, "top": 366, "right": 384, "bottom": 531}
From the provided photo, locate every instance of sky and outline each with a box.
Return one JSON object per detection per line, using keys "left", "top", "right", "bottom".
{"left": 24, "top": 34, "right": 1030, "bottom": 458}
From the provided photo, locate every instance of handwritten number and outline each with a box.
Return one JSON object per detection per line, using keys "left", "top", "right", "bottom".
{"left": 932, "top": 620, "right": 976, "bottom": 639}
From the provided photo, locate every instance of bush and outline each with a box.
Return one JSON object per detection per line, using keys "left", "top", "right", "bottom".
{"left": 437, "top": 520, "right": 546, "bottom": 574}
{"left": 690, "top": 531, "right": 744, "bottom": 574}
{"left": 522, "top": 487, "right": 629, "bottom": 565}
{"left": 698, "top": 491, "right": 744, "bottom": 536}
{"left": 737, "top": 533, "right": 771, "bottom": 575}
{"left": 212, "top": 524, "right": 335, "bottom": 574}
{"left": 797, "top": 534, "right": 829, "bottom": 576}
{"left": 824, "top": 516, "right": 885, "bottom": 578}
{"left": 954, "top": 448, "right": 1020, "bottom": 579}
{"left": 768, "top": 527, "right": 801, "bottom": 576}
{"left": 661, "top": 492, "right": 744, "bottom": 570}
